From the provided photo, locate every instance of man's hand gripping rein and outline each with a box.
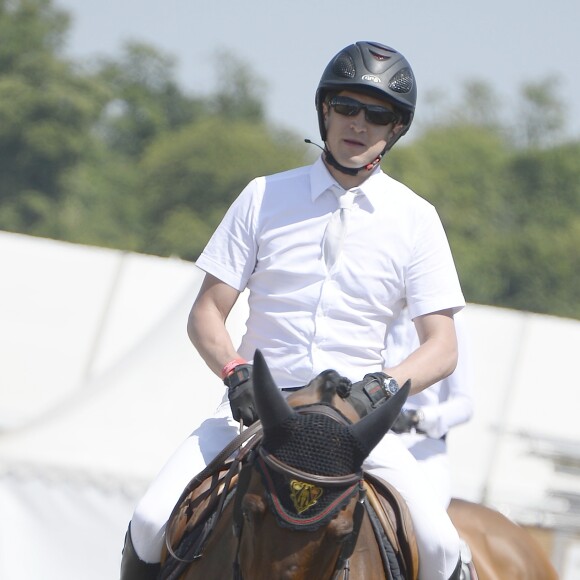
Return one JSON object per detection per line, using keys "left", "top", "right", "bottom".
{"left": 223, "top": 362, "right": 258, "bottom": 427}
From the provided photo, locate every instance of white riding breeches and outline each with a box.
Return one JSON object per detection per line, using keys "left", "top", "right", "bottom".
{"left": 130, "top": 397, "right": 459, "bottom": 579}
{"left": 365, "top": 433, "right": 459, "bottom": 579}
{"left": 130, "top": 396, "right": 238, "bottom": 563}
{"left": 396, "top": 431, "right": 452, "bottom": 509}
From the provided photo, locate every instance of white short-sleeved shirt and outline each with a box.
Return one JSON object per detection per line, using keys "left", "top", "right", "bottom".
{"left": 196, "top": 156, "right": 465, "bottom": 388}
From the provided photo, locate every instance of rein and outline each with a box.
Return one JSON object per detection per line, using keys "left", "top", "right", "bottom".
{"left": 163, "top": 421, "right": 262, "bottom": 564}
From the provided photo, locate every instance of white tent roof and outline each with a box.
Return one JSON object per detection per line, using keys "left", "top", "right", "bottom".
{"left": 0, "top": 231, "right": 250, "bottom": 486}
{"left": 1, "top": 231, "right": 579, "bottom": 578}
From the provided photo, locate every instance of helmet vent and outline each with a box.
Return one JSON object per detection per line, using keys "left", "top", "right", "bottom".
{"left": 388, "top": 68, "right": 414, "bottom": 94}
{"left": 369, "top": 49, "right": 391, "bottom": 62}
{"left": 332, "top": 52, "right": 356, "bottom": 79}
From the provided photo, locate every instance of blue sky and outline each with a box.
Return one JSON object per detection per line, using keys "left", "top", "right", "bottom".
{"left": 55, "top": 0, "right": 580, "bottom": 143}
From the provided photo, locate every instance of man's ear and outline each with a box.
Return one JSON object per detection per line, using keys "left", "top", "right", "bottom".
{"left": 389, "top": 121, "right": 405, "bottom": 140}
{"left": 322, "top": 102, "right": 329, "bottom": 126}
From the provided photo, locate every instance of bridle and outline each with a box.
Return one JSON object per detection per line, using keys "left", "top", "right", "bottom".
{"left": 231, "top": 404, "right": 368, "bottom": 580}
{"left": 163, "top": 403, "right": 371, "bottom": 579}
{"left": 162, "top": 355, "right": 410, "bottom": 580}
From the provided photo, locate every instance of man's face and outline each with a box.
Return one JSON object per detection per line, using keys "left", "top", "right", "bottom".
{"left": 322, "top": 90, "right": 402, "bottom": 173}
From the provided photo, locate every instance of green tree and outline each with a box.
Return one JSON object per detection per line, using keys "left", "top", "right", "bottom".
{"left": 210, "top": 49, "right": 266, "bottom": 122}
{"left": 416, "top": 80, "right": 503, "bottom": 135}
{"left": 386, "top": 121, "right": 511, "bottom": 303}
{"left": 497, "top": 142, "right": 580, "bottom": 317}
{"left": 387, "top": 78, "right": 580, "bottom": 319}
{"left": 0, "top": 0, "right": 106, "bottom": 232}
{"left": 94, "top": 42, "right": 207, "bottom": 159}
{"left": 449, "top": 80, "right": 502, "bottom": 130}
{"left": 2, "top": 5, "right": 578, "bottom": 321}
{"left": 54, "top": 143, "right": 143, "bottom": 250}
{"left": 138, "top": 117, "right": 307, "bottom": 260}
{"left": 516, "top": 77, "right": 566, "bottom": 148}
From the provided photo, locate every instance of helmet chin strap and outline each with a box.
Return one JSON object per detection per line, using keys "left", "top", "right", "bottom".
{"left": 323, "top": 147, "right": 383, "bottom": 176}
{"left": 304, "top": 139, "right": 386, "bottom": 177}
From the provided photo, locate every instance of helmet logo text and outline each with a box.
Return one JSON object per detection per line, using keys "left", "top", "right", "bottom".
{"left": 361, "top": 75, "right": 381, "bottom": 84}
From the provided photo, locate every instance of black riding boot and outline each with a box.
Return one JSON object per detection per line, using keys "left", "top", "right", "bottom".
{"left": 120, "top": 524, "right": 161, "bottom": 580}
{"left": 448, "top": 555, "right": 463, "bottom": 580}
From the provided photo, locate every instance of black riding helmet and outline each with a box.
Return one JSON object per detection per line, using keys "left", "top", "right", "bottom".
{"left": 315, "top": 41, "right": 417, "bottom": 149}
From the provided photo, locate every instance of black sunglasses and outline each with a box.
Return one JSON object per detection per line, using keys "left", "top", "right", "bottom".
{"left": 328, "top": 96, "right": 400, "bottom": 126}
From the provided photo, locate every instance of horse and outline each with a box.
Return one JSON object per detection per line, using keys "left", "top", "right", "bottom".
{"left": 159, "top": 351, "right": 558, "bottom": 580}
{"left": 160, "top": 350, "right": 414, "bottom": 580}
{"left": 448, "top": 498, "right": 558, "bottom": 580}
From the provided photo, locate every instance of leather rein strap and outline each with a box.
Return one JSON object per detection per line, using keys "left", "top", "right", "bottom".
{"left": 164, "top": 421, "right": 263, "bottom": 563}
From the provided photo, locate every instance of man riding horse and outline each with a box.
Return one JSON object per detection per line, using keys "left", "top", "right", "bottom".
{"left": 121, "top": 40, "right": 465, "bottom": 579}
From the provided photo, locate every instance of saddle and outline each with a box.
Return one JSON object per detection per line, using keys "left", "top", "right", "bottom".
{"left": 159, "top": 425, "right": 419, "bottom": 580}
{"left": 364, "top": 472, "right": 419, "bottom": 579}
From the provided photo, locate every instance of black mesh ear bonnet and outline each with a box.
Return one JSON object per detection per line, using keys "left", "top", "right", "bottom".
{"left": 256, "top": 408, "right": 366, "bottom": 531}
{"left": 315, "top": 41, "right": 417, "bottom": 143}
{"left": 262, "top": 409, "right": 365, "bottom": 476}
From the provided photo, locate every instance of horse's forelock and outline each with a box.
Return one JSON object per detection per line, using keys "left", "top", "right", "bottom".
{"left": 307, "top": 369, "right": 353, "bottom": 403}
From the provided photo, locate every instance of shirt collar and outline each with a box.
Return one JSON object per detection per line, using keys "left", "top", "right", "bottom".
{"left": 310, "top": 156, "right": 339, "bottom": 201}
{"left": 309, "top": 156, "right": 384, "bottom": 211}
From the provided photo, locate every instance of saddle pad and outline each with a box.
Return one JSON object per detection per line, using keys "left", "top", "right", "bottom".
{"left": 364, "top": 472, "right": 419, "bottom": 580}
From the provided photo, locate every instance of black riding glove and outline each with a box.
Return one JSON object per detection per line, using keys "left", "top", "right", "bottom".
{"left": 349, "top": 372, "right": 399, "bottom": 418}
{"left": 391, "top": 409, "right": 421, "bottom": 433}
{"left": 224, "top": 364, "right": 258, "bottom": 426}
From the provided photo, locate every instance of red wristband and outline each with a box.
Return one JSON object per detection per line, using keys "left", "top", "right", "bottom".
{"left": 221, "top": 358, "right": 247, "bottom": 380}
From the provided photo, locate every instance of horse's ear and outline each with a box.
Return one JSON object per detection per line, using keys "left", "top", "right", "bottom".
{"left": 350, "top": 380, "right": 410, "bottom": 456}
{"left": 253, "top": 349, "right": 294, "bottom": 430}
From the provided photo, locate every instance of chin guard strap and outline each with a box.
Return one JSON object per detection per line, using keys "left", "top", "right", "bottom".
{"left": 304, "top": 139, "right": 384, "bottom": 177}
{"left": 323, "top": 147, "right": 382, "bottom": 177}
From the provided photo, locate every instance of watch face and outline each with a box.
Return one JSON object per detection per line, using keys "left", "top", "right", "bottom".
{"left": 383, "top": 377, "right": 399, "bottom": 395}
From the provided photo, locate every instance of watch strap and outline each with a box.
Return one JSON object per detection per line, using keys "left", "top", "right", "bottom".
{"left": 362, "top": 373, "right": 397, "bottom": 408}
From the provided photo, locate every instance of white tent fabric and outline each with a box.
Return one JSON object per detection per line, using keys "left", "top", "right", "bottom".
{"left": 1, "top": 231, "right": 579, "bottom": 578}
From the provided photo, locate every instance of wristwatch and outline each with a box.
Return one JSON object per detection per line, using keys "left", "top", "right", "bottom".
{"left": 362, "top": 372, "right": 400, "bottom": 409}
{"left": 381, "top": 375, "right": 400, "bottom": 397}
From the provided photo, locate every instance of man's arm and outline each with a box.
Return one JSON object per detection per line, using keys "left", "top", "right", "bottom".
{"left": 421, "top": 310, "right": 474, "bottom": 429}
{"left": 187, "top": 273, "right": 242, "bottom": 378}
{"left": 385, "top": 308, "right": 458, "bottom": 396}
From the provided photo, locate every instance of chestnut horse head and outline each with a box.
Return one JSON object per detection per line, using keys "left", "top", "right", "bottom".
{"left": 162, "top": 350, "right": 410, "bottom": 580}
{"left": 227, "top": 350, "right": 409, "bottom": 580}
